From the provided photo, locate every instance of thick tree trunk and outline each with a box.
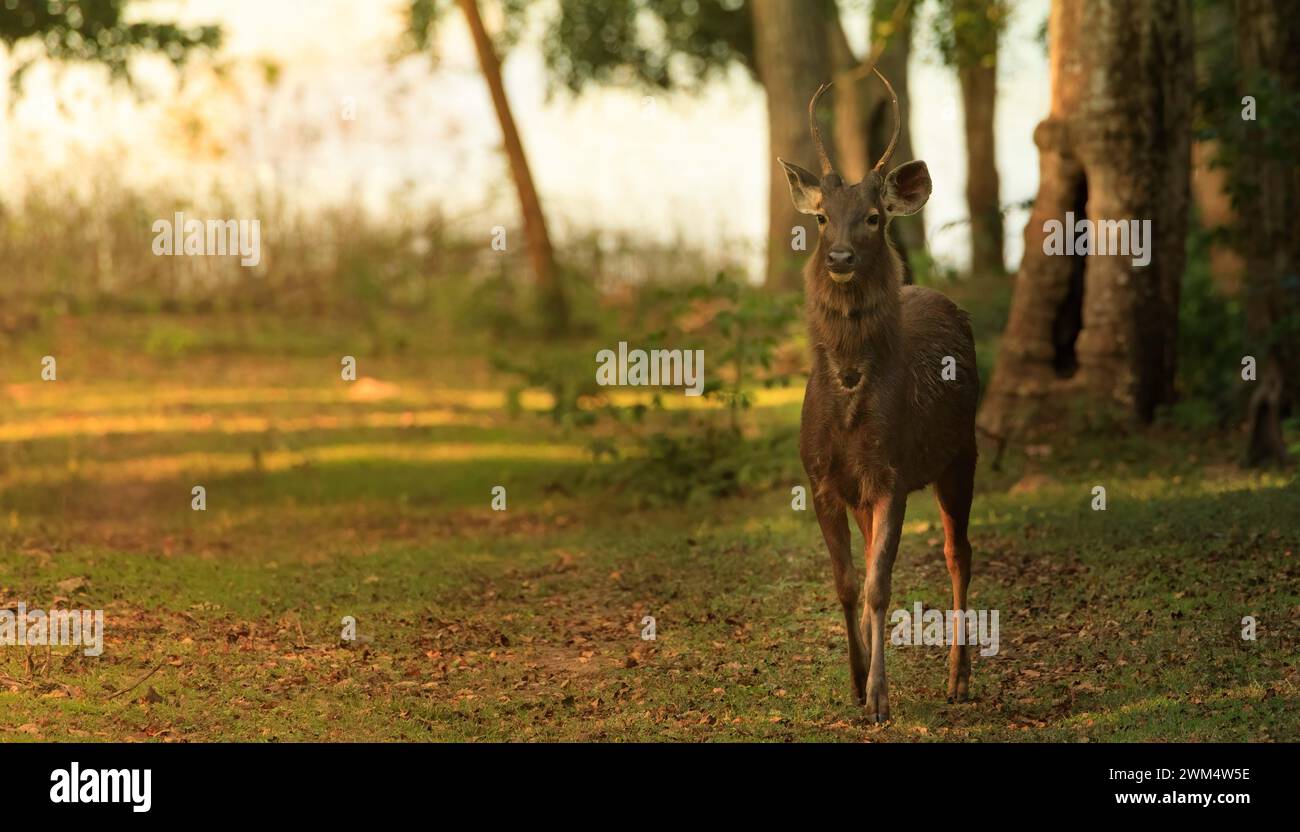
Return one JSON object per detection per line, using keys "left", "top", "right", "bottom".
{"left": 1236, "top": 0, "right": 1300, "bottom": 466}
{"left": 959, "top": 54, "right": 1003, "bottom": 276}
{"left": 457, "top": 0, "right": 568, "bottom": 333}
{"left": 978, "top": 0, "right": 1193, "bottom": 438}
{"left": 752, "top": 0, "right": 832, "bottom": 292}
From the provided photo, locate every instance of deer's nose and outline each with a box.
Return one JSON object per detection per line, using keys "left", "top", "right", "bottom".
{"left": 827, "top": 246, "right": 855, "bottom": 271}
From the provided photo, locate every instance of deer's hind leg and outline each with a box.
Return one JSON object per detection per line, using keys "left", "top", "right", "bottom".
{"left": 812, "top": 488, "right": 868, "bottom": 705}
{"left": 935, "top": 447, "right": 976, "bottom": 702}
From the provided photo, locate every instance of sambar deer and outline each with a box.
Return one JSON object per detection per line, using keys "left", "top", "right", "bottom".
{"left": 778, "top": 70, "right": 979, "bottom": 722}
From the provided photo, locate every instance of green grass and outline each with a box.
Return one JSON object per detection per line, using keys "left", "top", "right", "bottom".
{"left": 0, "top": 309, "right": 1296, "bottom": 742}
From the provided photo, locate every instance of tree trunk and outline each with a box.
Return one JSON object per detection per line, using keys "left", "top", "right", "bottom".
{"left": 826, "top": 2, "right": 924, "bottom": 281}
{"left": 958, "top": 52, "right": 1003, "bottom": 276}
{"left": 868, "top": 2, "right": 923, "bottom": 273}
{"left": 1191, "top": 139, "right": 1244, "bottom": 293}
{"left": 948, "top": 0, "right": 1005, "bottom": 277}
{"left": 457, "top": 0, "right": 568, "bottom": 333}
{"left": 1236, "top": 0, "right": 1300, "bottom": 466}
{"left": 1190, "top": 2, "right": 1243, "bottom": 294}
{"left": 828, "top": 15, "right": 870, "bottom": 184}
{"left": 978, "top": 0, "right": 1193, "bottom": 438}
{"left": 752, "top": 0, "right": 833, "bottom": 292}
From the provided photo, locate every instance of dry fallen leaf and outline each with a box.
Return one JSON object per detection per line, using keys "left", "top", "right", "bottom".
{"left": 56, "top": 576, "right": 88, "bottom": 593}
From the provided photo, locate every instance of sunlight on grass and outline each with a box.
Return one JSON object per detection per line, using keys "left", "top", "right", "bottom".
{"left": 0, "top": 442, "right": 590, "bottom": 487}
{"left": 1, "top": 382, "right": 806, "bottom": 421}
{"left": 1, "top": 340, "right": 1293, "bottom": 742}
{"left": 583, "top": 387, "right": 805, "bottom": 410}
{"left": 0, "top": 408, "right": 500, "bottom": 443}
{"left": 1, "top": 383, "right": 553, "bottom": 416}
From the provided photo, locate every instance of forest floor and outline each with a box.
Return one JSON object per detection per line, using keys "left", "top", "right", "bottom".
{"left": 0, "top": 302, "right": 1297, "bottom": 742}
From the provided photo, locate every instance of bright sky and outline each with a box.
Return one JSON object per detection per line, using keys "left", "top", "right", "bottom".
{"left": 0, "top": 0, "right": 1051, "bottom": 280}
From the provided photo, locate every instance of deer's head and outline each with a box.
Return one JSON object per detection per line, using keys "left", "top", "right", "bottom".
{"left": 778, "top": 70, "right": 931, "bottom": 285}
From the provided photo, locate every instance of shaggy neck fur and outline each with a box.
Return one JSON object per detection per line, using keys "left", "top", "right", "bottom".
{"left": 805, "top": 240, "right": 903, "bottom": 392}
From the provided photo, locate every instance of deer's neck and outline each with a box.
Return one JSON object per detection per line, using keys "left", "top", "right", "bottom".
{"left": 806, "top": 272, "right": 902, "bottom": 392}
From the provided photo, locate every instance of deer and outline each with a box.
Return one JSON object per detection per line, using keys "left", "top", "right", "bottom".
{"left": 778, "top": 70, "right": 979, "bottom": 723}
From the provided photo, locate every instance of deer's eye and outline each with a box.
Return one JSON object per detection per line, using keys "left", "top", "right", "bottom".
{"left": 866, "top": 212, "right": 881, "bottom": 228}
{"left": 815, "top": 214, "right": 828, "bottom": 226}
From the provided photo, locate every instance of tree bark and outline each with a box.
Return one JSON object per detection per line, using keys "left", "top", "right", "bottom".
{"left": 828, "top": 14, "right": 870, "bottom": 184}
{"left": 752, "top": 0, "right": 833, "bottom": 292}
{"left": 1236, "top": 0, "right": 1300, "bottom": 466}
{"left": 958, "top": 52, "right": 1003, "bottom": 276}
{"left": 1191, "top": 139, "right": 1244, "bottom": 293}
{"left": 825, "top": 2, "right": 923, "bottom": 279}
{"left": 457, "top": 0, "right": 568, "bottom": 333}
{"left": 1190, "top": 2, "right": 1243, "bottom": 294}
{"left": 947, "top": 0, "right": 1005, "bottom": 277}
{"left": 868, "top": 3, "right": 924, "bottom": 271}
{"left": 978, "top": 0, "right": 1193, "bottom": 438}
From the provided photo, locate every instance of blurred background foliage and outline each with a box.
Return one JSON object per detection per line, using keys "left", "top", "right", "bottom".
{"left": 1, "top": 0, "right": 1296, "bottom": 501}
{"left": 0, "top": 0, "right": 219, "bottom": 92}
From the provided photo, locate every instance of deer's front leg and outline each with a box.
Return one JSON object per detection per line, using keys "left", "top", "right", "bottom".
{"left": 812, "top": 488, "right": 868, "bottom": 705}
{"left": 862, "top": 494, "right": 906, "bottom": 723}
{"left": 850, "top": 504, "right": 875, "bottom": 668}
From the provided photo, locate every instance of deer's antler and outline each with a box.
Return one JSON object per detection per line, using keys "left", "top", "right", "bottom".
{"left": 828, "top": 0, "right": 909, "bottom": 176}
{"left": 808, "top": 81, "right": 836, "bottom": 178}
{"left": 871, "top": 68, "right": 900, "bottom": 173}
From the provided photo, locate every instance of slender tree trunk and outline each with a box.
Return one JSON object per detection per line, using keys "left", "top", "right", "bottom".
{"left": 867, "top": 2, "right": 923, "bottom": 272}
{"left": 1191, "top": 139, "right": 1244, "bottom": 292}
{"left": 752, "top": 0, "right": 832, "bottom": 292}
{"left": 829, "top": 15, "right": 870, "bottom": 184}
{"left": 949, "top": 0, "right": 1005, "bottom": 277}
{"left": 457, "top": 0, "right": 568, "bottom": 333}
{"left": 978, "top": 0, "right": 1193, "bottom": 438}
{"left": 826, "top": 1, "right": 920, "bottom": 279}
{"left": 1236, "top": 0, "right": 1300, "bottom": 466}
{"left": 958, "top": 52, "right": 1003, "bottom": 276}
{"left": 1191, "top": 2, "right": 1244, "bottom": 294}
{"left": 825, "top": 2, "right": 923, "bottom": 279}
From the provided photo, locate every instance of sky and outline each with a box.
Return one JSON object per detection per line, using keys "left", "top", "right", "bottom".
{"left": 0, "top": 0, "right": 1051, "bottom": 280}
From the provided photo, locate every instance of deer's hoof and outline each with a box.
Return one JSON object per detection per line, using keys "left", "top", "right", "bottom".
{"left": 864, "top": 679, "right": 889, "bottom": 723}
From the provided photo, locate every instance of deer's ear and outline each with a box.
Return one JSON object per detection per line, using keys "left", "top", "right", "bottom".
{"left": 778, "top": 158, "right": 823, "bottom": 215}
{"left": 883, "top": 160, "right": 931, "bottom": 216}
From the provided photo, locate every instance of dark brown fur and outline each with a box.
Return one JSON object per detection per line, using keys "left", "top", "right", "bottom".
{"left": 781, "top": 157, "right": 979, "bottom": 721}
